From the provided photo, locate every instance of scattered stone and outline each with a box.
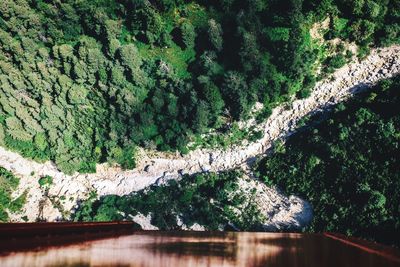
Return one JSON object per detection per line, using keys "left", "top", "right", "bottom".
{"left": 131, "top": 213, "right": 159, "bottom": 230}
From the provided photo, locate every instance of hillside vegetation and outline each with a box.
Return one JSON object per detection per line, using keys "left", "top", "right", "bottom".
{"left": 0, "top": 0, "right": 399, "bottom": 173}
{"left": 73, "top": 170, "right": 266, "bottom": 230}
{"left": 257, "top": 76, "right": 400, "bottom": 246}
{"left": 0, "top": 167, "right": 26, "bottom": 222}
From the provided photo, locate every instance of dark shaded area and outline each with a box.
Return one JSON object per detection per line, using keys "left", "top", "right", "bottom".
{"left": 0, "top": 222, "right": 140, "bottom": 254}
{"left": 0, "top": 231, "right": 399, "bottom": 267}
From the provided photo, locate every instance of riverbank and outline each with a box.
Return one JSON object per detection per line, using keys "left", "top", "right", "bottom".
{"left": 1, "top": 45, "right": 399, "bottom": 227}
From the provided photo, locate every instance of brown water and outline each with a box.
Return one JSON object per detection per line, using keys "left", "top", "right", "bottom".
{"left": 0, "top": 232, "right": 398, "bottom": 267}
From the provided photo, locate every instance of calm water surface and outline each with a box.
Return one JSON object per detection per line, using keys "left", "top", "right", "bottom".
{"left": 0, "top": 232, "right": 398, "bottom": 267}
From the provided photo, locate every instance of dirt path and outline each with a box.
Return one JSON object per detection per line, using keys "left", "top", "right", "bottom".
{"left": 1, "top": 45, "right": 399, "bottom": 227}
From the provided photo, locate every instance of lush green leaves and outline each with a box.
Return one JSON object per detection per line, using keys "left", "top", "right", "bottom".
{"left": 38, "top": 175, "right": 53, "bottom": 188}
{"left": 257, "top": 76, "right": 400, "bottom": 246}
{"left": 0, "top": 167, "right": 26, "bottom": 222}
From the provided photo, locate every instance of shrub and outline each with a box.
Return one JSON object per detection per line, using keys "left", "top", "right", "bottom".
{"left": 38, "top": 175, "right": 53, "bottom": 188}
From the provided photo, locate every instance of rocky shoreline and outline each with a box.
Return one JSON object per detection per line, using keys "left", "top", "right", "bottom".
{"left": 1, "top": 45, "right": 399, "bottom": 229}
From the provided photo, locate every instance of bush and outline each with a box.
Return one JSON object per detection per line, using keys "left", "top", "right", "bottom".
{"left": 38, "top": 175, "right": 53, "bottom": 188}
{"left": 324, "top": 54, "right": 346, "bottom": 70}
{"left": 0, "top": 167, "right": 26, "bottom": 222}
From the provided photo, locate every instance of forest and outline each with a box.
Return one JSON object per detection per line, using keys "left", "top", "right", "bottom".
{"left": 256, "top": 76, "right": 400, "bottom": 246}
{"left": 0, "top": 0, "right": 399, "bottom": 173}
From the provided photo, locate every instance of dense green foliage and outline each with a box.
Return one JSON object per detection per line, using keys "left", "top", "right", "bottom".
{"left": 324, "top": 0, "right": 400, "bottom": 46}
{"left": 0, "top": 0, "right": 398, "bottom": 173}
{"left": 256, "top": 76, "right": 400, "bottom": 246}
{"left": 0, "top": 167, "right": 26, "bottom": 221}
{"left": 38, "top": 175, "right": 53, "bottom": 188}
{"left": 73, "top": 170, "right": 264, "bottom": 230}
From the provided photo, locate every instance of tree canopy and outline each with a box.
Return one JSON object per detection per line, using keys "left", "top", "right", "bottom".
{"left": 256, "top": 76, "right": 400, "bottom": 247}
{"left": 0, "top": 0, "right": 398, "bottom": 173}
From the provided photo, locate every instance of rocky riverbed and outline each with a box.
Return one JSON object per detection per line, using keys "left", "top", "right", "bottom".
{"left": 1, "top": 45, "right": 399, "bottom": 229}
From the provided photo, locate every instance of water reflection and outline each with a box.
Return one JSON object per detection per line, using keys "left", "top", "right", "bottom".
{"left": 0, "top": 232, "right": 398, "bottom": 267}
